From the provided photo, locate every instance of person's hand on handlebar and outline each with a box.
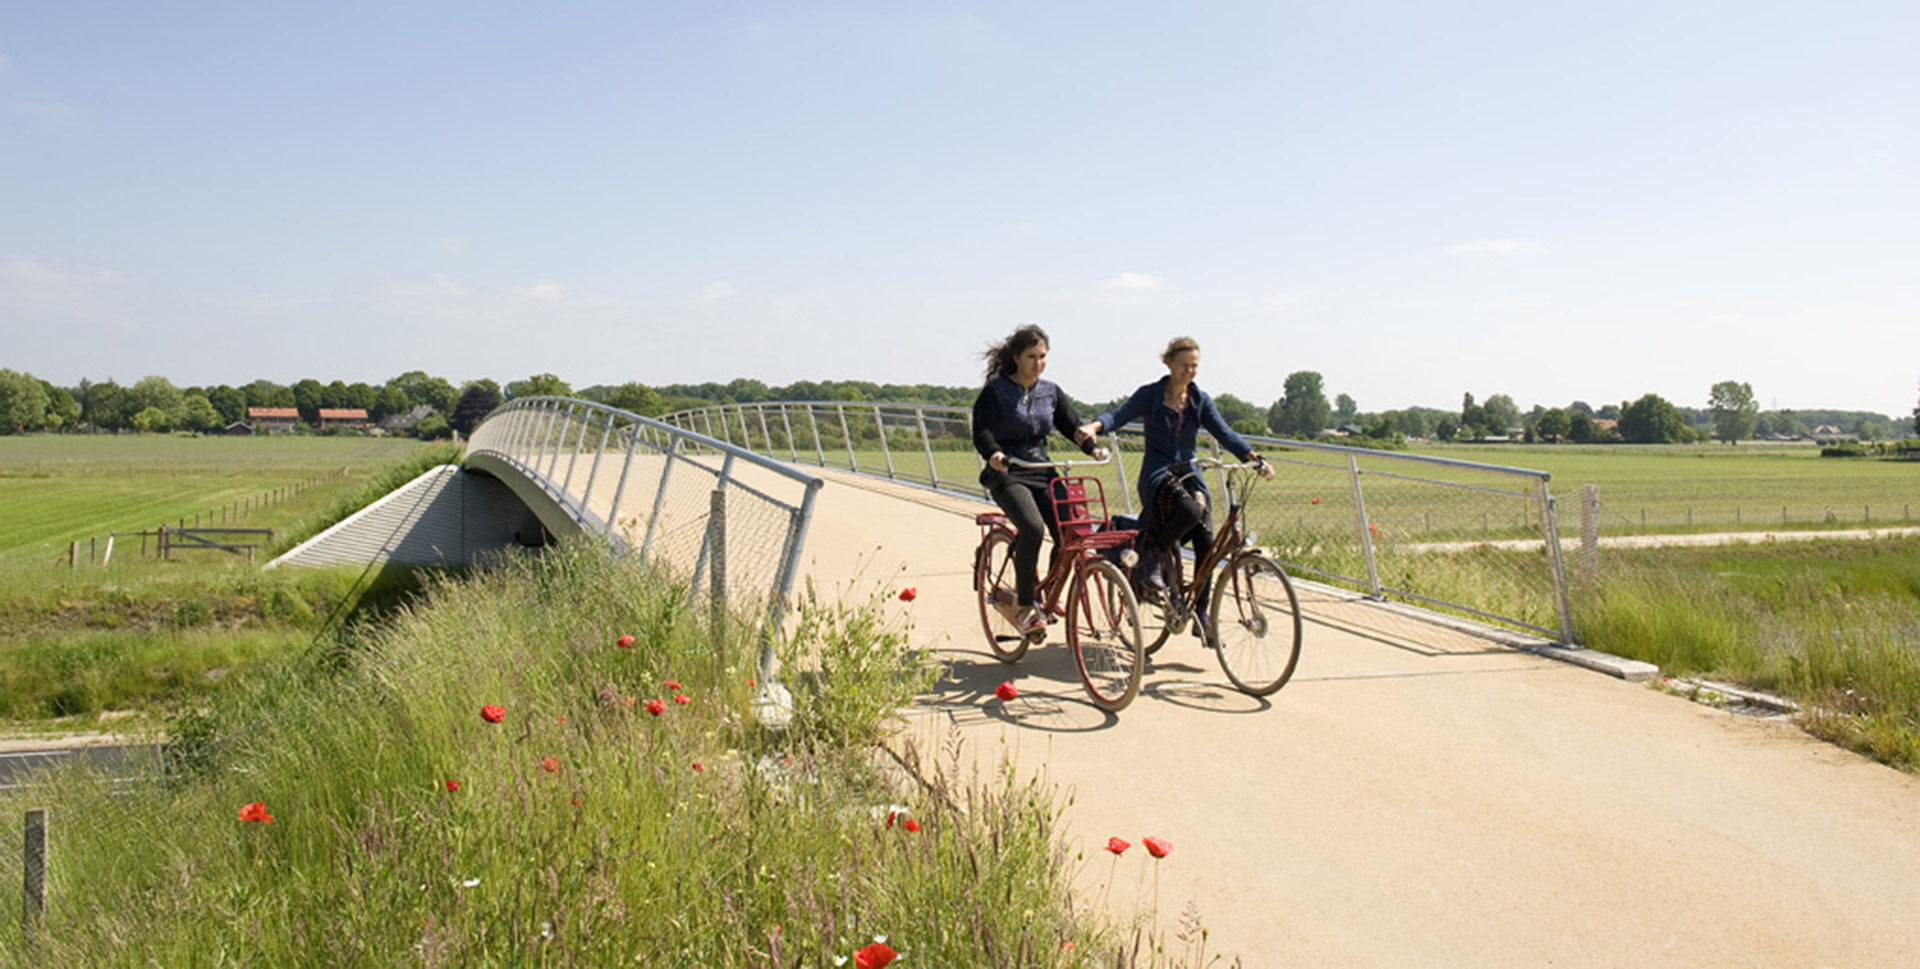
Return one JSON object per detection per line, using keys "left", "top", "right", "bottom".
{"left": 989, "top": 451, "right": 1009, "bottom": 472}
{"left": 1250, "top": 454, "right": 1275, "bottom": 481}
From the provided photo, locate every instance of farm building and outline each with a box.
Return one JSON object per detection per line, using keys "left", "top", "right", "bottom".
{"left": 318, "top": 408, "right": 370, "bottom": 429}
{"left": 246, "top": 407, "right": 299, "bottom": 433}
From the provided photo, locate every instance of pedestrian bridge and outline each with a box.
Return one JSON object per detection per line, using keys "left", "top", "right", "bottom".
{"left": 271, "top": 396, "right": 1920, "bottom": 965}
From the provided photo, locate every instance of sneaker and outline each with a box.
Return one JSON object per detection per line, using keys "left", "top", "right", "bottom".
{"left": 1018, "top": 607, "right": 1047, "bottom": 634}
{"left": 1192, "top": 609, "right": 1212, "bottom": 642}
{"left": 1137, "top": 547, "right": 1165, "bottom": 590}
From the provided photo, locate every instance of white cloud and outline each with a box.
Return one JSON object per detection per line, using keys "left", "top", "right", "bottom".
{"left": 439, "top": 235, "right": 471, "bottom": 254}
{"left": 430, "top": 273, "right": 464, "bottom": 296}
{"left": 1103, "top": 271, "right": 1164, "bottom": 290}
{"left": 1, "top": 258, "right": 132, "bottom": 287}
{"left": 13, "top": 102, "right": 77, "bottom": 122}
{"left": 1007, "top": 220, "right": 1038, "bottom": 234}
{"left": 515, "top": 282, "right": 566, "bottom": 301}
{"left": 693, "top": 282, "right": 733, "bottom": 303}
{"left": 1446, "top": 239, "right": 1543, "bottom": 256}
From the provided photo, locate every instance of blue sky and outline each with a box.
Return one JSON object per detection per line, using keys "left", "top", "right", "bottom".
{"left": 3, "top": 2, "right": 1915, "bottom": 417}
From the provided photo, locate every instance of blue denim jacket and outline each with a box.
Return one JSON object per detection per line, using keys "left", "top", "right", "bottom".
{"left": 971, "top": 376, "right": 1087, "bottom": 477}
{"left": 1096, "top": 377, "right": 1254, "bottom": 501}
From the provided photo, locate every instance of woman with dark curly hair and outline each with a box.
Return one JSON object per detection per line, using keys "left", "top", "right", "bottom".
{"left": 971, "top": 324, "right": 1101, "bottom": 633}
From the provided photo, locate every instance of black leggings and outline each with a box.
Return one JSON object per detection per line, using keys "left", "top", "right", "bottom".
{"left": 1150, "top": 473, "right": 1215, "bottom": 600}
{"left": 990, "top": 477, "right": 1061, "bottom": 606}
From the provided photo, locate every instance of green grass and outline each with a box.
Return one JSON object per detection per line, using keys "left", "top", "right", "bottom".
{"left": 1575, "top": 536, "right": 1920, "bottom": 770}
{"left": 0, "top": 544, "right": 1176, "bottom": 966}
{"left": 0, "top": 434, "right": 433, "bottom": 565}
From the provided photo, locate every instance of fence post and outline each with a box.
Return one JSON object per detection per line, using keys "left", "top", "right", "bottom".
{"left": 1346, "top": 454, "right": 1382, "bottom": 598}
{"left": 1580, "top": 485, "right": 1599, "bottom": 584}
{"left": 1539, "top": 489, "right": 1576, "bottom": 644}
{"left": 708, "top": 487, "right": 728, "bottom": 658}
{"left": 69, "top": 541, "right": 77, "bottom": 570}
{"left": 875, "top": 405, "right": 896, "bottom": 480}
{"left": 838, "top": 405, "right": 857, "bottom": 471}
{"left": 24, "top": 807, "right": 47, "bottom": 948}
{"left": 917, "top": 408, "right": 938, "bottom": 489}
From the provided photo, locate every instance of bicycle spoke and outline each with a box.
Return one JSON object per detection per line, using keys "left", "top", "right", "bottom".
{"left": 1210, "top": 554, "right": 1303, "bottom": 696}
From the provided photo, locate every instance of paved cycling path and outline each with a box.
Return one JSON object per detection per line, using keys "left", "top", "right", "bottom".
{"left": 795, "top": 468, "right": 1920, "bottom": 967}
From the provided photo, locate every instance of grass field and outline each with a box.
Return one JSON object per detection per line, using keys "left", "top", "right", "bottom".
{"left": 0, "top": 435, "right": 433, "bottom": 565}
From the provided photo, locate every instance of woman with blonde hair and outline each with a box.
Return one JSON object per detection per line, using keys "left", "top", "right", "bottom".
{"left": 1079, "top": 337, "right": 1270, "bottom": 621}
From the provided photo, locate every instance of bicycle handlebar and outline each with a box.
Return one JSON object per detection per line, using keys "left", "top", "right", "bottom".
{"left": 1003, "top": 449, "right": 1112, "bottom": 470}
{"left": 1189, "top": 456, "right": 1269, "bottom": 473}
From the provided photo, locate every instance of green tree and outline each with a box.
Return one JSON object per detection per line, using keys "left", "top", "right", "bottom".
{"left": 1857, "top": 419, "right": 1889, "bottom": 442}
{"left": 1333, "top": 393, "right": 1357, "bottom": 426}
{"left": 450, "top": 380, "right": 503, "bottom": 435}
{"left": 1214, "top": 393, "right": 1262, "bottom": 430}
{"left": 1268, "top": 371, "right": 1330, "bottom": 438}
{"left": 243, "top": 379, "right": 296, "bottom": 409}
{"left": 1434, "top": 417, "right": 1459, "bottom": 442}
{"left": 206, "top": 385, "right": 247, "bottom": 424}
{"left": 1483, "top": 394, "right": 1521, "bottom": 435}
{"left": 1619, "top": 393, "right": 1685, "bottom": 443}
{"left": 1912, "top": 383, "right": 1918, "bottom": 436}
{"left": 1568, "top": 411, "right": 1596, "bottom": 443}
{"left": 83, "top": 380, "right": 130, "bottom": 430}
{"left": 180, "top": 393, "right": 222, "bottom": 432}
{"left": 1708, "top": 380, "right": 1759, "bottom": 444}
{"left": 603, "top": 382, "right": 665, "bottom": 417}
{"left": 414, "top": 413, "right": 452, "bottom": 440}
{"left": 293, "top": 379, "right": 325, "bottom": 425}
{"left": 0, "top": 369, "right": 50, "bottom": 432}
{"left": 127, "top": 376, "right": 184, "bottom": 427}
{"left": 385, "top": 371, "right": 458, "bottom": 413}
{"left": 41, "top": 380, "right": 79, "bottom": 431}
{"left": 131, "top": 405, "right": 172, "bottom": 433}
{"left": 1535, "top": 408, "right": 1571, "bottom": 443}
{"left": 506, "top": 373, "right": 573, "bottom": 400}
{"left": 1459, "top": 392, "right": 1487, "bottom": 440}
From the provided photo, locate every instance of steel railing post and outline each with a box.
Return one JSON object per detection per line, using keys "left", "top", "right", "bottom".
{"left": 876, "top": 404, "right": 896, "bottom": 480}
{"left": 1539, "top": 485, "right": 1577, "bottom": 645}
{"left": 838, "top": 404, "right": 857, "bottom": 471}
{"left": 916, "top": 408, "right": 938, "bottom": 489}
{"left": 1347, "top": 453, "right": 1383, "bottom": 598}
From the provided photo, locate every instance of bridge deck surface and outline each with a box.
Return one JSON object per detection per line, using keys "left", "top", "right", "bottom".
{"left": 795, "top": 468, "right": 1920, "bottom": 967}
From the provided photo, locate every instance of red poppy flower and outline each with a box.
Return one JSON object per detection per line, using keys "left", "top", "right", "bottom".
{"left": 1143, "top": 836, "right": 1172, "bottom": 858}
{"left": 664, "top": 679, "right": 682, "bottom": 691}
{"left": 1310, "top": 497, "right": 1321, "bottom": 505}
{"left": 645, "top": 699, "right": 666, "bottom": 717}
{"left": 994, "top": 681, "right": 1019, "bottom": 702}
{"left": 480, "top": 704, "right": 505, "bottom": 723}
{"left": 624, "top": 696, "right": 636, "bottom": 707}
{"left": 237, "top": 801, "right": 273, "bottom": 823}
{"left": 541, "top": 756, "right": 561, "bottom": 773}
{"left": 617, "top": 634, "right": 636, "bottom": 649}
{"left": 692, "top": 762, "right": 704, "bottom": 772}
{"left": 1105, "top": 836, "right": 1130, "bottom": 856}
{"left": 902, "top": 818, "right": 921, "bottom": 833}
{"left": 886, "top": 810, "right": 897, "bottom": 829}
{"left": 853, "top": 941, "right": 898, "bottom": 969}
{"left": 445, "top": 780, "right": 459, "bottom": 793}
{"left": 674, "top": 693, "right": 691, "bottom": 705}
{"left": 898, "top": 587, "right": 917, "bottom": 602}
{"left": 556, "top": 716, "right": 567, "bottom": 724}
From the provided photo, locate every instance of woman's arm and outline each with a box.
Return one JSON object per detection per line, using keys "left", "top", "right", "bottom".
{"left": 1196, "top": 389, "right": 1257, "bottom": 461}
{"left": 1052, "top": 393, "right": 1100, "bottom": 456}
{"left": 1087, "top": 382, "right": 1156, "bottom": 438}
{"left": 972, "top": 386, "right": 1006, "bottom": 464}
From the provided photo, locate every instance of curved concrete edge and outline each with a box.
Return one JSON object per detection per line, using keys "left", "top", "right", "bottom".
{"left": 463, "top": 452, "right": 591, "bottom": 545}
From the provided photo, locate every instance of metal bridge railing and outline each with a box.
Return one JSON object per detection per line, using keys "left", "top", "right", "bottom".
{"left": 663, "top": 401, "right": 1575, "bottom": 644}
{"left": 468, "top": 397, "right": 824, "bottom": 688}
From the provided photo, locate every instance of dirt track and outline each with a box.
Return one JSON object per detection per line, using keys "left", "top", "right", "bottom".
{"left": 797, "top": 469, "right": 1920, "bottom": 967}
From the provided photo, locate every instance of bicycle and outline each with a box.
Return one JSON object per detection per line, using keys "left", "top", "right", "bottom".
{"left": 971, "top": 454, "right": 1148, "bottom": 711}
{"left": 1131, "top": 457, "right": 1303, "bottom": 696}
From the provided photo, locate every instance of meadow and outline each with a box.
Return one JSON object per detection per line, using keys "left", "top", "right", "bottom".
{"left": 0, "top": 544, "right": 1185, "bottom": 966}
{"left": 0, "top": 436, "right": 460, "bottom": 726}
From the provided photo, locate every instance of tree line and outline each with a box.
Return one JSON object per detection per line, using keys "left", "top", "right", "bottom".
{"left": 4, "top": 366, "right": 1911, "bottom": 445}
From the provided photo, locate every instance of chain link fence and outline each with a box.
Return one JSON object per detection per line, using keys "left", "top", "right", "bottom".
{"left": 467, "top": 397, "right": 823, "bottom": 683}
{"left": 663, "top": 402, "right": 1575, "bottom": 644}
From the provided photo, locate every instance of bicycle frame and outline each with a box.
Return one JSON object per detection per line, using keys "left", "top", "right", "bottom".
{"left": 1159, "top": 459, "right": 1264, "bottom": 617}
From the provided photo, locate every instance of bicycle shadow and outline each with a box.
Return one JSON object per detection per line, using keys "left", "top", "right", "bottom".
{"left": 921, "top": 641, "right": 1120, "bottom": 733}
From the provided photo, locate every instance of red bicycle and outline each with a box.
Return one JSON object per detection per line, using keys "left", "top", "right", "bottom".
{"left": 971, "top": 456, "right": 1147, "bottom": 711}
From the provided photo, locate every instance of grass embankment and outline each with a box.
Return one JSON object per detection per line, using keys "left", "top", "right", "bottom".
{"left": 0, "top": 438, "right": 461, "bottom": 726}
{"left": 0, "top": 544, "right": 1145, "bottom": 966}
{"left": 1576, "top": 537, "right": 1920, "bottom": 770}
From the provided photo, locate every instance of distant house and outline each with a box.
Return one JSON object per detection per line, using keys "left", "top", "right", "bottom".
{"left": 247, "top": 407, "right": 299, "bottom": 433}
{"left": 378, "top": 404, "right": 436, "bottom": 433}
{"left": 1812, "top": 424, "right": 1846, "bottom": 436}
{"left": 222, "top": 421, "right": 254, "bottom": 436}
{"left": 318, "top": 408, "right": 370, "bottom": 429}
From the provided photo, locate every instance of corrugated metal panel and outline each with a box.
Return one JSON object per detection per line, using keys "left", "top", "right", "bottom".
{"left": 268, "top": 466, "right": 532, "bottom": 569}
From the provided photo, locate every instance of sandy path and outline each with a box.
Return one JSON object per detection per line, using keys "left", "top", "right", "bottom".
{"left": 794, "top": 468, "right": 1920, "bottom": 967}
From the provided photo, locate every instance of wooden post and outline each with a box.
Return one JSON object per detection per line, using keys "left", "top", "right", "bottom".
{"left": 68, "top": 541, "right": 76, "bottom": 570}
{"left": 23, "top": 807, "right": 47, "bottom": 947}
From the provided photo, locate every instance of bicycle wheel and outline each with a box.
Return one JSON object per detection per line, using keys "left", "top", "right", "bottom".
{"left": 974, "top": 529, "right": 1029, "bottom": 662}
{"left": 1209, "top": 554, "right": 1303, "bottom": 696}
{"left": 1068, "top": 558, "right": 1145, "bottom": 711}
{"left": 1137, "top": 553, "right": 1186, "bottom": 657}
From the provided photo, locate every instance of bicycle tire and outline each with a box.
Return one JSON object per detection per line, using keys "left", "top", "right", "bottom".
{"left": 1209, "top": 553, "right": 1303, "bottom": 697}
{"left": 974, "top": 529, "right": 1030, "bottom": 663}
{"left": 1068, "top": 558, "right": 1145, "bottom": 711}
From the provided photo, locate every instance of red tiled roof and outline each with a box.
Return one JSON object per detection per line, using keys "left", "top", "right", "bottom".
{"left": 247, "top": 407, "right": 299, "bottom": 419}
{"left": 317, "top": 408, "right": 369, "bottom": 420}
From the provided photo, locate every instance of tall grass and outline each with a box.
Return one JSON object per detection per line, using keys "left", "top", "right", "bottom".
{"left": 1575, "top": 537, "right": 1920, "bottom": 770}
{"left": 0, "top": 543, "right": 1179, "bottom": 965}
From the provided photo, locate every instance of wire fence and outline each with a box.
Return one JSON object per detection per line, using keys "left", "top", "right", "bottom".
{"left": 466, "top": 397, "right": 824, "bottom": 685}
{"left": 661, "top": 401, "right": 1576, "bottom": 644}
